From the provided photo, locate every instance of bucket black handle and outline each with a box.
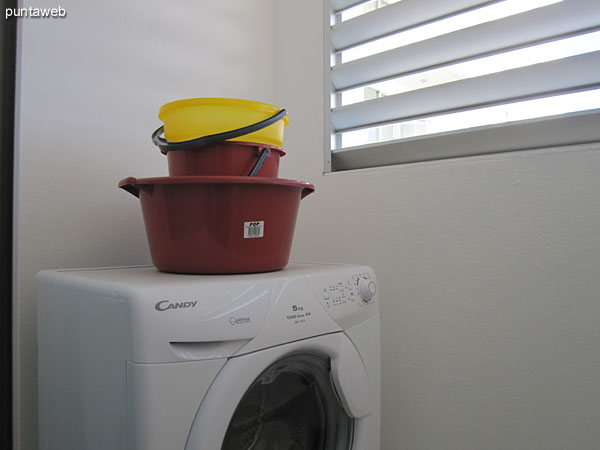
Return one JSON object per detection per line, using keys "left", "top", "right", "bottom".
{"left": 151, "top": 108, "right": 287, "bottom": 153}
{"left": 247, "top": 148, "right": 270, "bottom": 177}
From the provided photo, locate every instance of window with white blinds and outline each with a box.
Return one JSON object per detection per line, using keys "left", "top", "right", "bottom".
{"left": 325, "top": 0, "right": 600, "bottom": 171}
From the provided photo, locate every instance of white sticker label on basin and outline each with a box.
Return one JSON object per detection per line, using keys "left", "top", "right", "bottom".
{"left": 244, "top": 221, "right": 264, "bottom": 238}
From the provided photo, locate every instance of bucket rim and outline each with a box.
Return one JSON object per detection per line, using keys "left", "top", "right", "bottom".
{"left": 119, "top": 175, "right": 313, "bottom": 190}
{"left": 159, "top": 98, "right": 290, "bottom": 126}
{"left": 162, "top": 141, "right": 286, "bottom": 156}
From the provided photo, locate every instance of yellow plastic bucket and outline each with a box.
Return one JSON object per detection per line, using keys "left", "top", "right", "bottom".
{"left": 158, "top": 98, "right": 289, "bottom": 147}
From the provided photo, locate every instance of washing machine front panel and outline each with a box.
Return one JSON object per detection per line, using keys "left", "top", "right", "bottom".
{"left": 185, "top": 332, "right": 373, "bottom": 450}
{"left": 235, "top": 273, "right": 342, "bottom": 355}
{"left": 235, "top": 264, "right": 378, "bottom": 356}
{"left": 125, "top": 277, "right": 271, "bottom": 363}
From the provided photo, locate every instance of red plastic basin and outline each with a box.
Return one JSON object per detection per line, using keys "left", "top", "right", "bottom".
{"left": 164, "top": 141, "right": 285, "bottom": 177}
{"left": 119, "top": 176, "right": 314, "bottom": 274}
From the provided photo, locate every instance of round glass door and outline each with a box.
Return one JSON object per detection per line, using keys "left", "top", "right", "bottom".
{"left": 221, "top": 352, "right": 353, "bottom": 450}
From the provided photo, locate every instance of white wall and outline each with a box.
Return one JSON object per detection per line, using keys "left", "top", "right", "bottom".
{"left": 276, "top": 1, "right": 600, "bottom": 449}
{"left": 17, "top": 1, "right": 600, "bottom": 449}
{"left": 14, "top": 1, "right": 275, "bottom": 449}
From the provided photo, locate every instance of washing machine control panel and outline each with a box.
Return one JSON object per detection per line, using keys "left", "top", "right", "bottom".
{"left": 322, "top": 272, "right": 376, "bottom": 308}
{"left": 305, "top": 268, "right": 378, "bottom": 330}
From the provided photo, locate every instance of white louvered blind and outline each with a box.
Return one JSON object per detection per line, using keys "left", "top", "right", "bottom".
{"left": 326, "top": 0, "right": 600, "bottom": 171}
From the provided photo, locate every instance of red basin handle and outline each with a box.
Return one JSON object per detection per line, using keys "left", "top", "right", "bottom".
{"left": 118, "top": 177, "right": 140, "bottom": 198}
{"left": 301, "top": 186, "right": 315, "bottom": 199}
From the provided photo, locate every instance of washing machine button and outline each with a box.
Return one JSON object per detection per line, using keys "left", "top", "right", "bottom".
{"left": 358, "top": 278, "right": 376, "bottom": 302}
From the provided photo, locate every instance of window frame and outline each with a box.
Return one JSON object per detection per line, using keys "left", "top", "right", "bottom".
{"left": 324, "top": 0, "right": 600, "bottom": 172}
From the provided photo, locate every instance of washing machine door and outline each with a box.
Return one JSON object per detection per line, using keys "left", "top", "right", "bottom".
{"left": 185, "top": 332, "right": 372, "bottom": 450}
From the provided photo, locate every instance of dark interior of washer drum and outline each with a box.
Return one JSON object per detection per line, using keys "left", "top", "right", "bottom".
{"left": 221, "top": 352, "right": 353, "bottom": 450}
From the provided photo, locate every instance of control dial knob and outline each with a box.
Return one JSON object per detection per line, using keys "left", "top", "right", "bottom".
{"left": 358, "top": 278, "right": 377, "bottom": 302}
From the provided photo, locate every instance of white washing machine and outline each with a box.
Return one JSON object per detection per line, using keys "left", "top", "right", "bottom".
{"left": 37, "top": 262, "right": 380, "bottom": 450}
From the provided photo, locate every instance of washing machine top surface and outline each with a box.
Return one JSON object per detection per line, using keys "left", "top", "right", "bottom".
{"left": 37, "top": 262, "right": 379, "bottom": 363}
